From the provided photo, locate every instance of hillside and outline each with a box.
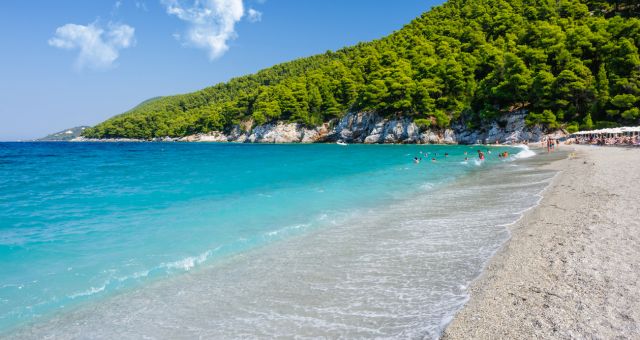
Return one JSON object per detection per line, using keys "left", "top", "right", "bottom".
{"left": 38, "top": 126, "right": 90, "bottom": 141}
{"left": 83, "top": 0, "right": 640, "bottom": 139}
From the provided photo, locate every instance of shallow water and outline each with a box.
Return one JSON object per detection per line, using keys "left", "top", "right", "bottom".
{"left": 0, "top": 142, "right": 559, "bottom": 338}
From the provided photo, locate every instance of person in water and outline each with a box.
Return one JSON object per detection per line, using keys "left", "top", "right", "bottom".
{"left": 444, "top": 152, "right": 449, "bottom": 158}
{"left": 477, "top": 150, "right": 485, "bottom": 160}
{"left": 432, "top": 158, "right": 437, "bottom": 162}
{"left": 413, "top": 157, "right": 421, "bottom": 164}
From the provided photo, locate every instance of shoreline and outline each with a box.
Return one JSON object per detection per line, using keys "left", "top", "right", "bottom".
{"left": 1, "top": 144, "right": 556, "bottom": 338}
{"left": 442, "top": 145, "right": 640, "bottom": 338}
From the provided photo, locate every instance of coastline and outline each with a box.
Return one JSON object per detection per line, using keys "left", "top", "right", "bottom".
{"left": 71, "top": 111, "right": 545, "bottom": 145}
{"left": 1, "top": 144, "right": 557, "bottom": 338}
{"left": 443, "top": 145, "right": 640, "bottom": 339}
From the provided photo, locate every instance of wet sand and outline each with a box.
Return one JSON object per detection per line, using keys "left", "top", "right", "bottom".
{"left": 443, "top": 145, "right": 640, "bottom": 339}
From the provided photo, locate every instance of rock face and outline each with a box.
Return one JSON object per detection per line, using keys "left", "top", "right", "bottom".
{"left": 199, "top": 110, "right": 545, "bottom": 144}
{"left": 76, "top": 110, "right": 551, "bottom": 144}
{"left": 454, "top": 111, "right": 545, "bottom": 145}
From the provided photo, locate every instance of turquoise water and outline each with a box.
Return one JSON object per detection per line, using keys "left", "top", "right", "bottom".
{"left": 0, "top": 142, "right": 527, "bottom": 335}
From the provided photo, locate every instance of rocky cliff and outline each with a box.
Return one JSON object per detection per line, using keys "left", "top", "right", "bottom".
{"left": 73, "top": 111, "right": 548, "bottom": 144}
{"left": 167, "top": 110, "right": 546, "bottom": 144}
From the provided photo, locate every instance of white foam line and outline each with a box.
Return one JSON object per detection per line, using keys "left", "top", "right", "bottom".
{"left": 68, "top": 284, "right": 107, "bottom": 299}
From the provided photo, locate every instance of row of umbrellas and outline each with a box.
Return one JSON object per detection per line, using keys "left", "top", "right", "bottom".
{"left": 571, "top": 126, "right": 640, "bottom": 136}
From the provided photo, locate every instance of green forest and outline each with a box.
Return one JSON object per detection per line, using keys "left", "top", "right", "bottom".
{"left": 83, "top": 0, "right": 640, "bottom": 139}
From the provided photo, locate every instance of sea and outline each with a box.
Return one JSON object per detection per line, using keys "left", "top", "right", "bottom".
{"left": 0, "top": 142, "right": 560, "bottom": 339}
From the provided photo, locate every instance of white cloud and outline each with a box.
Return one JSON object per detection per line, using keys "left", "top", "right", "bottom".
{"left": 48, "top": 22, "right": 135, "bottom": 70}
{"left": 162, "top": 0, "right": 246, "bottom": 60}
{"left": 135, "top": 1, "right": 149, "bottom": 11}
{"left": 247, "top": 8, "right": 262, "bottom": 22}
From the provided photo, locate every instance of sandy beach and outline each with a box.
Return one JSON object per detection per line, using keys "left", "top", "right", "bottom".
{"left": 443, "top": 145, "right": 640, "bottom": 339}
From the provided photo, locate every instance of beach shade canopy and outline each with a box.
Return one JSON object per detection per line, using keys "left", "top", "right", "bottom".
{"left": 621, "top": 126, "right": 640, "bottom": 132}
{"left": 572, "top": 126, "right": 640, "bottom": 136}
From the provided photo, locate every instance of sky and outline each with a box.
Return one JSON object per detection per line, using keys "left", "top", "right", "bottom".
{"left": 0, "top": 0, "right": 443, "bottom": 141}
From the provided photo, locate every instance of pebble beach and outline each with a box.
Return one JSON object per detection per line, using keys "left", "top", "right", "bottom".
{"left": 444, "top": 145, "right": 640, "bottom": 339}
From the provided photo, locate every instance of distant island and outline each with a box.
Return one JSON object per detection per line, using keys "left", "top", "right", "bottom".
{"left": 80, "top": 0, "right": 640, "bottom": 143}
{"left": 38, "top": 126, "right": 90, "bottom": 141}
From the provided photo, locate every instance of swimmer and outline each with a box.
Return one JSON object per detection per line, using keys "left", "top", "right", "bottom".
{"left": 444, "top": 152, "right": 449, "bottom": 158}
{"left": 431, "top": 158, "right": 437, "bottom": 162}
{"left": 413, "top": 157, "right": 420, "bottom": 164}
{"left": 477, "top": 150, "right": 485, "bottom": 160}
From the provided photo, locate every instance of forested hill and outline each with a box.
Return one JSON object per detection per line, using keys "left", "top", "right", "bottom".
{"left": 83, "top": 0, "right": 640, "bottom": 139}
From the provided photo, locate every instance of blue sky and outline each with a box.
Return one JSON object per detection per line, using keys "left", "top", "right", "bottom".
{"left": 0, "top": 0, "right": 443, "bottom": 140}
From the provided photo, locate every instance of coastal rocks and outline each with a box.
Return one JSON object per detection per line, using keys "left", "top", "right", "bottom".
{"left": 329, "top": 112, "right": 426, "bottom": 144}
{"left": 247, "top": 123, "right": 302, "bottom": 143}
{"left": 329, "top": 112, "right": 462, "bottom": 144}
{"left": 172, "top": 111, "right": 532, "bottom": 145}
{"left": 485, "top": 112, "right": 544, "bottom": 144}
{"left": 178, "top": 132, "right": 227, "bottom": 142}
{"left": 380, "top": 118, "right": 420, "bottom": 143}
{"left": 71, "top": 136, "right": 147, "bottom": 142}
{"left": 419, "top": 131, "right": 439, "bottom": 144}
{"left": 83, "top": 109, "right": 554, "bottom": 145}
{"left": 331, "top": 111, "right": 382, "bottom": 142}
{"left": 453, "top": 111, "right": 545, "bottom": 144}
{"left": 239, "top": 122, "right": 327, "bottom": 143}
{"left": 443, "top": 129, "right": 457, "bottom": 144}
{"left": 226, "top": 125, "right": 248, "bottom": 142}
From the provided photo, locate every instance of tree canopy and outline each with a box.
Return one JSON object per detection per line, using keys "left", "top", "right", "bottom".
{"left": 84, "top": 0, "right": 640, "bottom": 139}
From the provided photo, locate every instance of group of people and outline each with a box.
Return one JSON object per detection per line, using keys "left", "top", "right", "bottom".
{"left": 571, "top": 135, "right": 640, "bottom": 146}
{"left": 413, "top": 148, "right": 509, "bottom": 164}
